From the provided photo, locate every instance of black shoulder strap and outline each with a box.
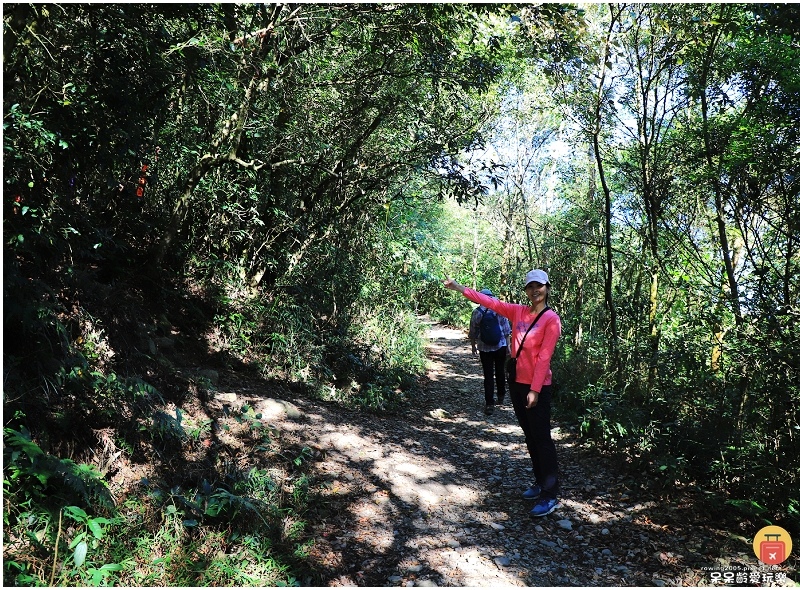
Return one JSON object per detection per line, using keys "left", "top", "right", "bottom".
{"left": 514, "top": 307, "right": 550, "bottom": 360}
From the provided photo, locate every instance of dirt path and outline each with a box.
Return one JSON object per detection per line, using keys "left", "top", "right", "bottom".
{"left": 237, "top": 320, "right": 795, "bottom": 587}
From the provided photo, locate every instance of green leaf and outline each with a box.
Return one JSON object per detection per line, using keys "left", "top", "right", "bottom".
{"left": 69, "top": 532, "right": 86, "bottom": 549}
{"left": 64, "top": 506, "right": 88, "bottom": 521}
{"left": 87, "top": 518, "right": 104, "bottom": 540}
{"left": 73, "top": 541, "right": 88, "bottom": 567}
{"left": 4, "top": 428, "right": 44, "bottom": 459}
{"left": 727, "top": 499, "right": 768, "bottom": 514}
{"left": 205, "top": 502, "right": 223, "bottom": 516}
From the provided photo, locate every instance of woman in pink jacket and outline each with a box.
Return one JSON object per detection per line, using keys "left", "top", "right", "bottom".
{"left": 444, "top": 269, "right": 562, "bottom": 517}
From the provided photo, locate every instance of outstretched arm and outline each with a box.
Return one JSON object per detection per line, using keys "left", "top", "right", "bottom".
{"left": 443, "top": 278, "right": 466, "bottom": 293}
{"left": 445, "top": 278, "right": 518, "bottom": 322}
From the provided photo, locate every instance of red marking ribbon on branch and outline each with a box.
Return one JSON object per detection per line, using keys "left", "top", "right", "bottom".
{"left": 135, "top": 164, "right": 148, "bottom": 198}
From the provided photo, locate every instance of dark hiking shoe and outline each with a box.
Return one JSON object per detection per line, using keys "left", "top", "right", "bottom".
{"left": 522, "top": 485, "right": 542, "bottom": 501}
{"left": 484, "top": 405, "right": 494, "bottom": 415}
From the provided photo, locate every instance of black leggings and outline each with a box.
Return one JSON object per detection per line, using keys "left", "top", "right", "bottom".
{"left": 509, "top": 381, "right": 559, "bottom": 499}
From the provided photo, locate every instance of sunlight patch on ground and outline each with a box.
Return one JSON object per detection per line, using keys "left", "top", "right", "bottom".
{"left": 458, "top": 416, "right": 497, "bottom": 429}
{"left": 427, "top": 357, "right": 483, "bottom": 381}
{"left": 474, "top": 439, "right": 507, "bottom": 451}
{"left": 559, "top": 497, "right": 614, "bottom": 525}
{"left": 426, "top": 327, "right": 466, "bottom": 340}
{"left": 387, "top": 474, "right": 477, "bottom": 506}
{"left": 393, "top": 460, "right": 432, "bottom": 476}
{"left": 425, "top": 363, "right": 483, "bottom": 382}
{"left": 309, "top": 434, "right": 479, "bottom": 510}
{"left": 427, "top": 545, "right": 525, "bottom": 586}
{"left": 426, "top": 372, "right": 482, "bottom": 383}
{"left": 349, "top": 501, "right": 398, "bottom": 552}
{"left": 316, "top": 430, "right": 375, "bottom": 452}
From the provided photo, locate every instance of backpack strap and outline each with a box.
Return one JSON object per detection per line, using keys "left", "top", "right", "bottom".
{"left": 476, "top": 306, "right": 487, "bottom": 330}
{"left": 478, "top": 306, "right": 498, "bottom": 325}
{"left": 513, "top": 307, "right": 550, "bottom": 360}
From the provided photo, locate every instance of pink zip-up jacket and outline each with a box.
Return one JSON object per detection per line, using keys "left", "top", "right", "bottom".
{"left": 463, "top": 288, "right": 561, "bottom": 392}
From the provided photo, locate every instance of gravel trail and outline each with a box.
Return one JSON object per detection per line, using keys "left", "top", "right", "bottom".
{"left": 237, "top": 320, "right": 795, "bottom": 587}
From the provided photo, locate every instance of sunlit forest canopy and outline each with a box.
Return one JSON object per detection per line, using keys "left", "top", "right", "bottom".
{"left": 3, "top": 3, "right": 799, "bottom": 585}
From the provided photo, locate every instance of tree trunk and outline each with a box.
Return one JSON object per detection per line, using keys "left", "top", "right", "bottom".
{"left": 697, "top": 13, "right": 743, "bottom": 327}
{"left": 591, "top": 6, "right": 621, "bottom": 367}
{"left": 501, "top": 188, "right": 515, "bottom": 300}
{"left": 647, "top": 271, "right": 659, "bottom": 388}
{"left": 574, "top": 277, "right": 584, "bottom": 348}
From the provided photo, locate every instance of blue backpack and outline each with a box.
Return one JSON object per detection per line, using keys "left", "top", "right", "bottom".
{"left": 479, "top": 308, "right": 502, "bottom": 345}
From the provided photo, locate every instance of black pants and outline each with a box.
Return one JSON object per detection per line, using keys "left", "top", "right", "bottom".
{"left": 479, "top": 346, "right": 507, "bottom": 406}
{"left": 509, "top": 381, "right": 559, "bottom": 500}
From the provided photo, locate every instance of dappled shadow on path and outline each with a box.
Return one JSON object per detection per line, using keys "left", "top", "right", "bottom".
{"left": 286, "top": 322, "right": 542, "bottom": 586}
{"left": 269, "top": 321, "right": 665, "bottom": 586}
{"left": 245, "top": 320, "right": 797, "bottom": 587}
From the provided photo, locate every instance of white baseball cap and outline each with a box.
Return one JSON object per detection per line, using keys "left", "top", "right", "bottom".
{"left": 524, "top": 269, "right": 550, "bottom": 288}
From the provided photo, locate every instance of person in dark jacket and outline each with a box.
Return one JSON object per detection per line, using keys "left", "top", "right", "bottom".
{"left": 468, "top": 288, "right": 512, "bottom": 416}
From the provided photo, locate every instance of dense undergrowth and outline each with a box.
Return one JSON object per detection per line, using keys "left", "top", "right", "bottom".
{"left": 3, "top": 251, "right": 431, "bottom": 586}
{"left": 551, "top": 325, "right": 800, "bottom": 535}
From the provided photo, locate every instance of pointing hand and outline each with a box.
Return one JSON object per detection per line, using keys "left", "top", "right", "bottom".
{"left": 443, "top": 278, "right": 465, "bottom": 293}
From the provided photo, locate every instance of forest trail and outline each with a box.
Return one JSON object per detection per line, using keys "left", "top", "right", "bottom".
{"left": 223, "top": 319, "right": 792, "bottom": 587}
